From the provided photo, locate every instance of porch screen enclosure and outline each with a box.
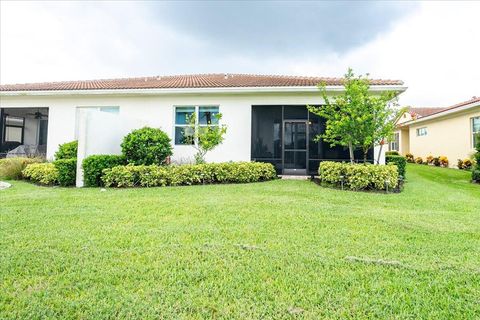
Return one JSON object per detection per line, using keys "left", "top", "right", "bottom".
{"left": 251, "top": 105, "right": 373, "bottom": 175}
{"left": 0, "top": 108, "right": 49, "bottom": 158}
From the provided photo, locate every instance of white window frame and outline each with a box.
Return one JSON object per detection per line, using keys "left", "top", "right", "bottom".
{"left": 3, "top": 115, "right": 25, "bottom": 144}
{"left": 472, "top": 116, "right": 480, "bottom": 148}
{"left": 416, "top": 127, "right": 427, "bottom": 137}
{"left": 173, "top": 105, "right": 220, "bottom": 146}
{"left": 390, "top": 132, "right": 399, "bottom": 151}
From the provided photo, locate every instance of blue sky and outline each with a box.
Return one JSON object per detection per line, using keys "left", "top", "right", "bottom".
{"left": 1, "top": 1, "right": 479, "bottom": 106}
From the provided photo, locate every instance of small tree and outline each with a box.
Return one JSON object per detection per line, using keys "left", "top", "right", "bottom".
{"left": 308, "top": 68, "right": 399, "bottom": 164}
{"left": 185, "top": 113, "right": 227, "bottom": 164}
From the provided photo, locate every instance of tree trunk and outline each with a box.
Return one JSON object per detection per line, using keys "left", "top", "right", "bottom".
{"left": 363, "top": 149, "right": 368, "bottom": 164}
{"left": 348, "top": 142, "right": 354, "bottom": 164}
{"left": 376, "top": 143, "right": 384, "bottom": 165}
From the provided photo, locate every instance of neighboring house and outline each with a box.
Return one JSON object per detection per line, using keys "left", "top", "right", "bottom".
{"left": 0, "top": 73, "right": 405, "bottom": 177}
{"left": 392, "top": 97, "right": 480, "bottom": 166}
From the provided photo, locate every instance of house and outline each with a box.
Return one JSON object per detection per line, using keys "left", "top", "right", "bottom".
{"left": 0, "top": 73, "right": 405, "bottom": 181}
{"left": 391, "top": 97, "right": 480, "bottom": 166}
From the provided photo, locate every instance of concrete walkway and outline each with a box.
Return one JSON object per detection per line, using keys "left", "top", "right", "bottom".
{"left": 279, "top": 175, "right": 311, "bottom": 180}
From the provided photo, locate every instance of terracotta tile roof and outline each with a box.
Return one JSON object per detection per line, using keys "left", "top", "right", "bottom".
{"left": 0, "top": 73, "right": 404, "bottom": 92}
{"left": 409, "top": 107, "right": 448, "bottom": 117}
{"left": 410, "top": 96, "right": 480, "bottom": 119}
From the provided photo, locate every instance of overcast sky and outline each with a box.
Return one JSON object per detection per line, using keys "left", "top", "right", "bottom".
{"left": 1, "top": 1, "right": 479, "bottom": 107}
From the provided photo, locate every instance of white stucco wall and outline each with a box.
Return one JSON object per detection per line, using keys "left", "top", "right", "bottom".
{"left": 1, "top": 92, "right": 329, "bottom": 161}
{"left": 75, "top": 109, "right": 148, "bottom": 186}
{"left": 0, "top": 91, "right": 388, "bottom": 167}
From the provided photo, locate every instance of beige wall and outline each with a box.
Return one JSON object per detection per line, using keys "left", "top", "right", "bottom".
{"left": 391, "top": 111, "right": 413, "bottom": 154}
{"left": 399, "top": 128, "right": 410, "bottom": 155}
{"left": 407, "top": 106, "right": 479, "bottom": 166}
{"left": 397, "top": 111, "right": 414, "bottom": 125}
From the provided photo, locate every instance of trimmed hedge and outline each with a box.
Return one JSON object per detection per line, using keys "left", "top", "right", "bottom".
{"left": 22, "top": 163, "right": 58, "bottom": 185}
{"left": 386, "top": 155, "right": 406, "bottom": 178}
{"left": 319, "top": 161, "right": 399, "bottom": 191}
{"left": 385, "top": 151, "right": 399, "bottom": 156}
{"left": 0, "top": 157, "right": 43, "bottom": 180}
{"left": 102, "top": 162, "right": 277, "bottom": 188}
{"left": 54, "top": 158, "right": 77, "bottom": 186}
{"left": 82, "top": 155, "right": 126, "bottom": 187}
{"left": 55, "top": 141, "right": 78, "bottom": 160}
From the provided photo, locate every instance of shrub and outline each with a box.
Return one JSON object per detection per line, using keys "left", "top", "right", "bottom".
{"left": 137, "top": 165, "right": 171, "bottom": 187}
{"left": 54, "top": 158, "right": 77, "bottom": 186}
{"left": 426, "top": 155, "right": 434, "bottom": 165}
{"left": 457, "top": 159, "right": 472, "bottom": 170}
{"left": 385, "top": 151, "right": 399, "bottom": 156}
{"left": 473, "top": 135, "right": 480, "bottom": 183}
{"left": 464, "top": 159, "right": 472, "bottom": 169}
{"left": 415, "top": 157, "right": 423, "bottom": 164}
{"left": 82, "top": 154, "right": 126, "bottom": 187}
{"left": 102, "top": 162, "right": 277, "bottom": 188}
{"left": 22, "top": 163, "right": 58, "bottom": 185}
{"left": 473, "top": 170, "right": 480, "bottom": 182}
{"left": 432, "top": 157, "right": 440, "bottom": 167}
{"left": 121, "top": 127, "right": 173, "bottom": 165}
{"left": 385, "top": 155, "right": 407, "bottom": 178}
{"left": 55, "top": 141, "right": 78, "bottom": 160}
{"left": 405, "top": 153, "right": 414, "bottom": 163}
{"left": 102, "top": 164, "right": 140, "bottom": 188}
{"left": 439, "top": 156, "right": 449, "bottom": 167}
{"left": 0, "top": 157, "right": 43, "bottom": 180}
{"left": 319, "top": 161, "right": 399, "bottom": 191}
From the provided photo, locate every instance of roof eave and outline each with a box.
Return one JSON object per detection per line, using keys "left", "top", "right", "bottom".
{"left": 399, "top": 100, "right": 480, "bottom": 127}
{"left": 0, "top": 85, "right": 407, "bottom": 97}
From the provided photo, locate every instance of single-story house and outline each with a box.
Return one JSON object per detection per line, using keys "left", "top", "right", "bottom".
{"left": 391, "top": 96, "right": 480, "bottom": 166}
{"left": 0, "top": 73, "right": 405, "bottom": 182}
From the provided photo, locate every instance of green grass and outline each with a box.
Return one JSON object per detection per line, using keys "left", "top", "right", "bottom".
{"left": 1, "top": 164, "right": 479, "bottom": 319}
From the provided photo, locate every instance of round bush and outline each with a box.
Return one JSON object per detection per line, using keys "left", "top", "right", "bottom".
{"left": 121, "top": 127, "right": 173, "bottom": 165}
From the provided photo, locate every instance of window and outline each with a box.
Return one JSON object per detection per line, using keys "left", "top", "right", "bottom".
{"left": 77, "top": 106, "right": 119, "bottom": 114}
{"left": 174, "top": 106, "right": 219, "bottom": 145}
{"left": 174, "top": 106, "right": 195, "bottom": 145}
{"left": 390, "top": 132, "right": 399, "bottom": 151}
{"left": 472, "top": 117, "right": 480, "bottom": 148}
{"left": 416, "top": 127, "right": 427, "bottom": 136}
{"left": 4, "top": 116, "right": 24, "bottom": 143}
{"left": 97, "top": 107, "right": 120, "bottom": 114}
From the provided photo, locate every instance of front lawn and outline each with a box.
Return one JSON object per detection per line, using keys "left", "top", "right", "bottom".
{"left": 1, "top": 164, "right": 479, "bottom": 318}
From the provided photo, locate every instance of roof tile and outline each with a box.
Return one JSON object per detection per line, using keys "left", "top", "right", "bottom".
{"left": 0, "top": 73, "right": 404, "bottom": 92}
{"left": 409, "top": 96, "right": 480, "bottom": 119}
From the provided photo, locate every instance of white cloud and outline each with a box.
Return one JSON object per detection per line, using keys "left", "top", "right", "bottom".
{"left": 285, "top": 2, "right": 480, "bottom": 106}
{"left": 0, "top": 2, "right": 204, "bottom": 83}
{"left": 1, "top": 1, "right": 479, "bottom": 107}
